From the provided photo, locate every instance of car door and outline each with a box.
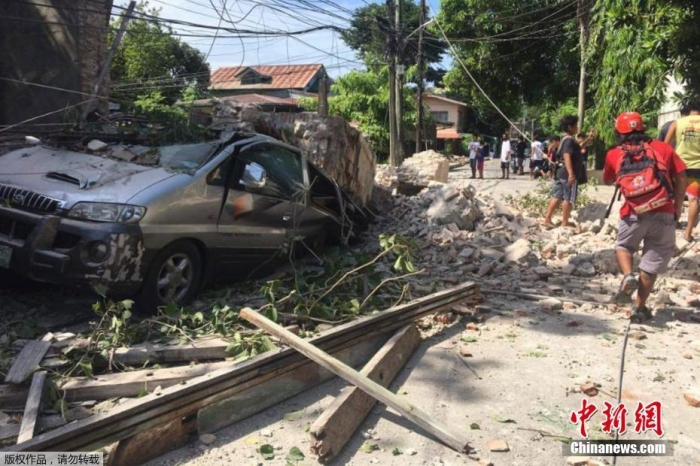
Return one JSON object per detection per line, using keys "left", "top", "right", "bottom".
{"left": 216, "top": 143, "right": 306, "bottom": 270}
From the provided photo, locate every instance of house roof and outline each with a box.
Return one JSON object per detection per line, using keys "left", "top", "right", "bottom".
{"left": 424, "top": 93, "right": 468, "bottom": 107}
{"left": 211, "top": 64, "right": 324, "bottom": 91}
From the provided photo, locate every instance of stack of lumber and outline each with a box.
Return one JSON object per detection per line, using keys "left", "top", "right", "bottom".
{"left": 1, "top": 281, "right": 479, "bottom": 464}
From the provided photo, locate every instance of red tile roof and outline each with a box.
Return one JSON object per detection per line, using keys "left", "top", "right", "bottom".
{"left": 211, "top": 64, "right": 324, "bottom": 90}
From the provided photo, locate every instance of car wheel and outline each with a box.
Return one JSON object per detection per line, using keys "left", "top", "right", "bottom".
{"left": 138, "top": 241, "right": 202, "bottom": 313}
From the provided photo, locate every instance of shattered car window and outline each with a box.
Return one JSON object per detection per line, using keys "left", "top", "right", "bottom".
{"left": 158, "top": 142, "right": 220, "bottom": 170}
{"left": 239, "top": 146, "right": 305, "bottom": 201}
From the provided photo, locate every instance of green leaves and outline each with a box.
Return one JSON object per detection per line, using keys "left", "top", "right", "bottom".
{"left": 285, "top": 447, "right": 305, "bottom": 462}
{"left": 360, "top": 442, "right": 379, "bottom": 453}
{"left": 259, "top": 444, "right": 275, "bottom": 460}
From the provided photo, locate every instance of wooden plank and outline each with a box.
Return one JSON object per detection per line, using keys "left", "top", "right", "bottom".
{"left": 108, "top": 415, "right": 197, "bottom": 466}
{"left": 240, "top": 308, "right": 469, "bottom": 453}
{"left": 310, "top": 324, "right": 421, "bottom": 462}
{"left": 197, "top": 332, "right": 388, "bottom": 434}
{"left": 59, "top": 362, "right": 233, "bottom": 402}
{"left": 113, "top": 338, "right": 231, "bottom": 366}
{"left": 17, "top": 371, "right": 46, "bottom": 443}
{"left": 0, "top": 384, "right": 30, "bottom": 412}
{"left": 11, "top": 283, "right": 477, "bottom": 452}
{"left": 4, "top": 341, "right": 50, "bottom": 384}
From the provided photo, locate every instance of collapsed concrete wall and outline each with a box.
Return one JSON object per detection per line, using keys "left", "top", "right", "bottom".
{"left": 211, "top": 102, "right": 376, "bottom": 206}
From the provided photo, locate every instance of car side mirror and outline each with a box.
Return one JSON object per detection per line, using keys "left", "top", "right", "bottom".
{"left": 240, "top": 162, "right": 266, "bottom": 189}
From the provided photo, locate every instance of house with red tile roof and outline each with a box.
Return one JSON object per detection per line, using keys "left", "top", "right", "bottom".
{"left": 209, "top": 64, "right": 330, "bottom": 99}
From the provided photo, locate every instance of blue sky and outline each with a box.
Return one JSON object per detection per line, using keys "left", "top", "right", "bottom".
{"left": 122, "top": 0, "right": 449, "bottom": 79}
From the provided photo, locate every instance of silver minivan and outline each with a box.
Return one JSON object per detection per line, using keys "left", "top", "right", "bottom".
{"left": 0, "top": 133, "right": 359, "bottom": 310}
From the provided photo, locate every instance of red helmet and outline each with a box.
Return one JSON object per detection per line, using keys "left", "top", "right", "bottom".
{"left": 615, "top": 112, "right": 645, "bottom": 134}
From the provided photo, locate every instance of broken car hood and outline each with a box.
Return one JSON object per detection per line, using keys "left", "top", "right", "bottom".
{"left": 0, "top": 146, "right": 174, "bottom": 207}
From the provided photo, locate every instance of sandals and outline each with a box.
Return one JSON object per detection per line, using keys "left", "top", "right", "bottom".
{"left": 613, "top": 274, "right": 639, "bottom": 305}
{"left": 630, "top": 306, "right": 653, "bottom": 323}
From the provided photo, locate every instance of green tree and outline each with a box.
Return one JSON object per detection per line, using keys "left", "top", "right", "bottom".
{"left": 300, "top": 68, "right": 417, "bottom": 155}
{"left": 586, "top": 0, "right": 688, "bottom": 144}
{"left": 109, "top": 2, "right": 210, "bottom": 105}
{"left": 341, "top": 2, "right": 447, "bottom": 83}
{"left": 437, "top": 0, "right": 580, "bottom": 133}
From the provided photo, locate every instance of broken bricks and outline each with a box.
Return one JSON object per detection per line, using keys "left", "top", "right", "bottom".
{"left": 580, "top": 382, "right": 599, "bottom": 397}
{"left": 486, "top": 439, "right": 509, "bottom": 452}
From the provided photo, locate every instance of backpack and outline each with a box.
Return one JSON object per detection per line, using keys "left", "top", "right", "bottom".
{"left": 615, "top": 143, "right": 674, "bottom": 215}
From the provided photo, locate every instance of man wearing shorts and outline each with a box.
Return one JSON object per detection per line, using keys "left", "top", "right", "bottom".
{"left": 499, "top": 133, "right": 512, "bottom": 179}
{"left": 542, "top": 116, "right": 583, "bottom": 228}
{"left": 605, "top": 112, "right": 687, "bottom": 322}
{"left": 664, "top": 101, "right": 700, "bottom": 241}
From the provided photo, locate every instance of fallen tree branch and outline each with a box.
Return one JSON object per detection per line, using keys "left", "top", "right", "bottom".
{"left": 360, "top": 269, "right": 425, "bottom": 310}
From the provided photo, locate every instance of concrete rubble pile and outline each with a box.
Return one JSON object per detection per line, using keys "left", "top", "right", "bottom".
{"left": 371, "top": 167, "right": 700, "bottom": 311}
{"left": 396, "top": 150, "right": 451, "bottom": 195}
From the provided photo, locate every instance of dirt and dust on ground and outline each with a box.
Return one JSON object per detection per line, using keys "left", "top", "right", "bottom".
{"left": 143, "top": 157, "right": 700, "bottom": 466}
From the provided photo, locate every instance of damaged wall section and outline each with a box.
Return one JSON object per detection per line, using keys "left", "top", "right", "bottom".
{"left": 211, "top": 103, "right": 376, "bottom": 206}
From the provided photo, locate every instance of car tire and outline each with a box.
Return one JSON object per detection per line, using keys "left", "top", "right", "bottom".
{"left": 137, "top": 240, "right": 203, "bottom": 314}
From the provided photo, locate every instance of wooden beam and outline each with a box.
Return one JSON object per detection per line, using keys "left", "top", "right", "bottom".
{"left": 240, "top": 309, "right": 469, "bottom": 453}
{"left": 197, "top": 332, "right": 388, "bottom": 434}
{"left": 4, "top": 341, "right": 50, "bottom": 384}
{"left": 17, "top": 371, "right": 46, "bottom": 443}
{"left": 107, "top": 415, "right": 197, "bottom": 466}
{"left": 0, "top": 384, "right": 30, "bottom": 412}
{"left": 113, "top": 338, "right": 231, "bottom": 366}
{"left": 310, "top": 324, "right": 421, "bottom": 462}
{"left": 12, "top": 283, "right": 477, "bottom": 453}
{"left": 59, "top": 361, "right": 233, "bottom": 402}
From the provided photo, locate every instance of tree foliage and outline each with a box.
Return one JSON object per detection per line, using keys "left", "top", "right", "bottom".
{"left": 437, "top": 0, "right": 580, "bottom": 133}
{"left": 109, "top": 1, "right": 210, "bottom": 105}
{"left": 300, "top": 68, "right": 417, "bottom": 155}
{"left": 341, "top": 2, "right": 447, "bottom": 83}
{"left": 586, "top": 0, "right": 687, "bottom": 144}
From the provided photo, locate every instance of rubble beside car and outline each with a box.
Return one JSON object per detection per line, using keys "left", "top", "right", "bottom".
{"left": 0, "top": 132, "right": 367, "bottom": 310}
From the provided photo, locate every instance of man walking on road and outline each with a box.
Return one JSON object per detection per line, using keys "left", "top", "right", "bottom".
{"left": 500, "top": 133, "right": 512, "bottom": 180}
{"left": 542, "top": 116, "right": 585, "bottom": 228}
{"left": 605, "top": 112, "right": 687, "bottom": 322}
{"left": 664, "top": 101, "right": 700, "bottom": 241}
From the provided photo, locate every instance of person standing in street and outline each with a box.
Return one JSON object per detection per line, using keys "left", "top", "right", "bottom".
{"left": 658, "top": 108, "right": 689, "bottom": 147}
{"left": 468, "top": 134, "right": 480, "bottom": 179}
{"left": 544, "top": 135, "right": 560, "bottom": 180}
{"left": 604, "top": 112, "right": 687, "bottom": 322}
{"left": 530, "top": 137, "right": 544, "bottom": 179}
{"left": 516, "top": 136, "right": 527, "bottom": 175}
{"left": 477, "top": 140, "right": 487, "bottom": 179}
{"left": 664, "top": 101, "right": 700, "bottom": 241}
{"left": 500, "top": 133, "right": 512, "bottom": 180}
{"left": 542, "top": 116, "right": 585, "bottom": 228}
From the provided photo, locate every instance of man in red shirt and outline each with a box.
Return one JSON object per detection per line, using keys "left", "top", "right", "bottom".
{"left": 603, "top": 112, "right": 687, "bottom": 322}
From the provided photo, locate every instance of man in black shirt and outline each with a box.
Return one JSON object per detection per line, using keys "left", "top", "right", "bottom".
{"left": 543, "top": 115, "right": 584, "bottom": 228}
{"left": 516, "top": 136, "right": 527, "bottom": 175}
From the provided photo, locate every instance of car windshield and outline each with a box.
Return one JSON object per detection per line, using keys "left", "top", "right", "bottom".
{"left": 158, "top": 142, "right": 220, "bottom": 170}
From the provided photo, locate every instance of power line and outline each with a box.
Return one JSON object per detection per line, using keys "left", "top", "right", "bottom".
{"left": 427, "top": 2, "right": 533, "bottom": 142}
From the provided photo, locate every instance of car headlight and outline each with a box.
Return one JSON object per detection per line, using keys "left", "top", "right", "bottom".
{"left": 68, "top": 202, "right": 146, "bottom": 223}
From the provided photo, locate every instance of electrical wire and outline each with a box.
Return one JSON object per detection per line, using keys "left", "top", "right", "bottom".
{"left": 427, "top": 2, "right": 533, "bottom": 142}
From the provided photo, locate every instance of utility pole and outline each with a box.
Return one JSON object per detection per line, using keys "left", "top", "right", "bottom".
{"left": 577, "top": 0, "right": 592, "bottom": 128}
{"left": 318, "top": 73, "right": 328, "bottom": 116}
{"left": 415, "top": 0, "right": 426, "bottom": 154}
{"left": 386, "top": 0, "right": 399, "bottom": 166}
{"left": 394, "top": 0, "right": 404, "bottom": 164}
{"left": 82, "top": 0, "right": 136, "bottom": 121}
